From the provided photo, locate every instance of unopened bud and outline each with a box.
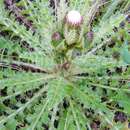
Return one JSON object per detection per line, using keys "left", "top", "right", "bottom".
{"left": 52, "top": 32, "right": 61, "bottom": 41}
{"left": 86, "top": 31, "right": 94, "bottom": 42}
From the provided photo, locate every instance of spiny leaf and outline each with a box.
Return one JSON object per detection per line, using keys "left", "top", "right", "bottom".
{"left": 121, "top": 41, "right": 130, "bottom": 64}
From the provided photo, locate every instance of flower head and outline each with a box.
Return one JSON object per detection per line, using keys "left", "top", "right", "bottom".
{"left": 66, "top": 10, "right": 83, "bottom": 26}
{"left": 52, "top": 32, "right": 61, "bottom": 41}
{"left": 86, "top": 31, "right": 94, "bottom": 42}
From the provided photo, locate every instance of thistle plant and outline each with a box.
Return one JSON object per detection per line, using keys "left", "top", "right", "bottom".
{"left": 0, "top": 0, "right": 130, "bottom": 130}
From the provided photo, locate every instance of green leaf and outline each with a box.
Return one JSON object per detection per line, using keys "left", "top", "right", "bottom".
{"left": 19, "top": 51, "right": 55, "bottom": 68}
{"left": 47, "top": 78, "right": 69, "bottom": 109}
{"left": 121, "top": 41, "right": 130, "bottom": 64}
{"left": 5, "top": 118, "right": 17, "bottom": 130}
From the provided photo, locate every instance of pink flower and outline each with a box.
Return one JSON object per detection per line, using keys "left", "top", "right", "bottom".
{"left": 66, "top": 10, "right": 83, "bottom": 26}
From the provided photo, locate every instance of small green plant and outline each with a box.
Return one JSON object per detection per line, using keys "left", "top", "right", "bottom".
{"left": 0, "top": 0, "right": 130, "bottom": 130}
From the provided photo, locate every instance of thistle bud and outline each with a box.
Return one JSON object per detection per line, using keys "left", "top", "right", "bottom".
{"left": 86, "top": 31, "right": 94, "bottom": 42}
{"left": 126, "top": 15, "right": 130, "bottom": 23}
{"left": 64, "top": 29, "right": 78, "bottom": 45}
{"left": 52, "top": 32, "right": 61, "bottom": 41}
{"left": 65, "top": 10, "right": 83, "bottom": 27}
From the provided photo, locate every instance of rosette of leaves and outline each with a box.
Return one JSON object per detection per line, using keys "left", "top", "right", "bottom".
{"left": 0, "top": 0, "right": 130, "bottom": 130}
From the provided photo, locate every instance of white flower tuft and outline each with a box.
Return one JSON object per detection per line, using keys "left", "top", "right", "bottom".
{"left": 66, "top": 10, "right": 83, "bottom": 26}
